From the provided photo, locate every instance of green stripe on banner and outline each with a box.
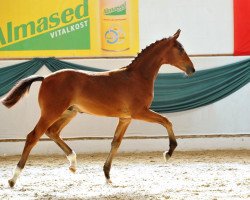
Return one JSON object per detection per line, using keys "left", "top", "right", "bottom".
{"left": 0, "top": 19, "right": 90, "bottom": 51}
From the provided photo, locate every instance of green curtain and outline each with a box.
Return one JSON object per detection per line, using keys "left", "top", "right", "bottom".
{"left": 0, "top": 59, "right": 44, "bottom": 97}
{"left": 152, "top": 59, "right": 250, "bottom": 112}
{"left": 0, "top": 57, "right": 249, "bottom": 113}
{"left": 0, "top": 58, "right": 104, "bottom": 97}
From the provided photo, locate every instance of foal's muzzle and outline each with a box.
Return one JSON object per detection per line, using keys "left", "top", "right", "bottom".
{"left": 186, "top": 66, "right": 195, "bottom": 76}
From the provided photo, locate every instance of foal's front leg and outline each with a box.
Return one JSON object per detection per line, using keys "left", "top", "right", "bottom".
{"left": 133, "top": 109, "right": 177, "bottom": 161}
{"left": 103, "top": 117, "right": 131, "bottom": 183}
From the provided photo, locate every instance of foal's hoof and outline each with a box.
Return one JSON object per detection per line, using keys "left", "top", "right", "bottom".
{"left": 106, "top": 178, "right": 112, "bottom": 185}
{"left": 8, "top": 179, "right": 15, "bottom": 188}
{"left": 163, "top": 151, "right": 171, "bottom": 162}
{"left": 69, "top": 166, "right": 77, "bottom": 173}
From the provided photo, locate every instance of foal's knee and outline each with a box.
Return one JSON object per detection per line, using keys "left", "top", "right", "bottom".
{"left": 164, "top": 119, "right": 172, "bottom": 128}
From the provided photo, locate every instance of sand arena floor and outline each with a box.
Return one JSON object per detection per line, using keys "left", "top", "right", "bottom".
{"left": 0, "top": 150, "right": 249, "bottom": 200}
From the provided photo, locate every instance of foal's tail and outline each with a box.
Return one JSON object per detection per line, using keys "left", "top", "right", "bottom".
{"left": 1, "top": 75, "right": 44, "bottom": 108}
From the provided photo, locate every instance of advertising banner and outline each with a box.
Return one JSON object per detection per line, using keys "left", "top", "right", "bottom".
{"left": 0, "top": 0, "right": 139, "bottom": 58}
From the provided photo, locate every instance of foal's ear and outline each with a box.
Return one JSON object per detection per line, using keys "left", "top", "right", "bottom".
{"left": 172, "top": 29, "right": 181, "bottom": 40}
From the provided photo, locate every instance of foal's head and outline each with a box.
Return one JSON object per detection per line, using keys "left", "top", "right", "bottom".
{"left": 163, "top": 29, "right": 195, "bottom": 76}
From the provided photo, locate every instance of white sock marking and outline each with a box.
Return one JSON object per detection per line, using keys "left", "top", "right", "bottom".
{"left": 67, "top": 151, "right": 77, "bottom": 170}
{"left": 163, "top": 151, "right": 171, "bottom": 162}
{"left": 9, "top": 166, "right": 22, "bottom": 184}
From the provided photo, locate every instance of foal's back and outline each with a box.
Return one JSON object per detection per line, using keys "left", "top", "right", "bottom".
{"left": 39, "top": 68, "right": 144, "bottom": 117}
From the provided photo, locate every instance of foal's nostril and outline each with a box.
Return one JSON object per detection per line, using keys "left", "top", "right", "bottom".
{"left": 187, "top": 66, "right": 195, "bottom": 76}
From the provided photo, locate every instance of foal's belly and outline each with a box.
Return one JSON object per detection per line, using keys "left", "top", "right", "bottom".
{"left": 75, "top": 100, "right": 132, "bottom": 118}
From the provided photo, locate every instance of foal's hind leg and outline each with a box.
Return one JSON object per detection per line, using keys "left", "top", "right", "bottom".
{"left": 133, "top": 109, "right": 177, "bottom": 161}
{"left": 46, "top": 107, "right": 77, "bottom": 172}
{"left": 8, "top": 117, "right": 55, "bottom": 187}
{"left": 103, "top": 118, "right": 131, "bottom": 183}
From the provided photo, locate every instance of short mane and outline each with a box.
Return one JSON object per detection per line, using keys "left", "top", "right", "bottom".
{"left": 127, "top": 37, "right": 171, "bottom": 68}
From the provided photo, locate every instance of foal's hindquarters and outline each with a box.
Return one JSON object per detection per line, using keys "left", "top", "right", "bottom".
{"left": 8, "top": 71, "right": 80, "bottom": 187}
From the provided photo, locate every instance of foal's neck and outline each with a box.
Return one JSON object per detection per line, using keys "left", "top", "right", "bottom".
{"left": 129, "top": 39, "right": 169, "bottom": 82}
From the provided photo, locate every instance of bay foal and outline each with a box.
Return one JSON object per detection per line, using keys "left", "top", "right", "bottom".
{"left": 1, "top": 30, "right": 195, "bottom": 187}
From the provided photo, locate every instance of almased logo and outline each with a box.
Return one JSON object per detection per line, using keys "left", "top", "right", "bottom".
{"left": 0, "top": 0, "right": 90, "bottom": 51}
{"left": 104, "top": 2, "right": 126, "bottom": 16}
